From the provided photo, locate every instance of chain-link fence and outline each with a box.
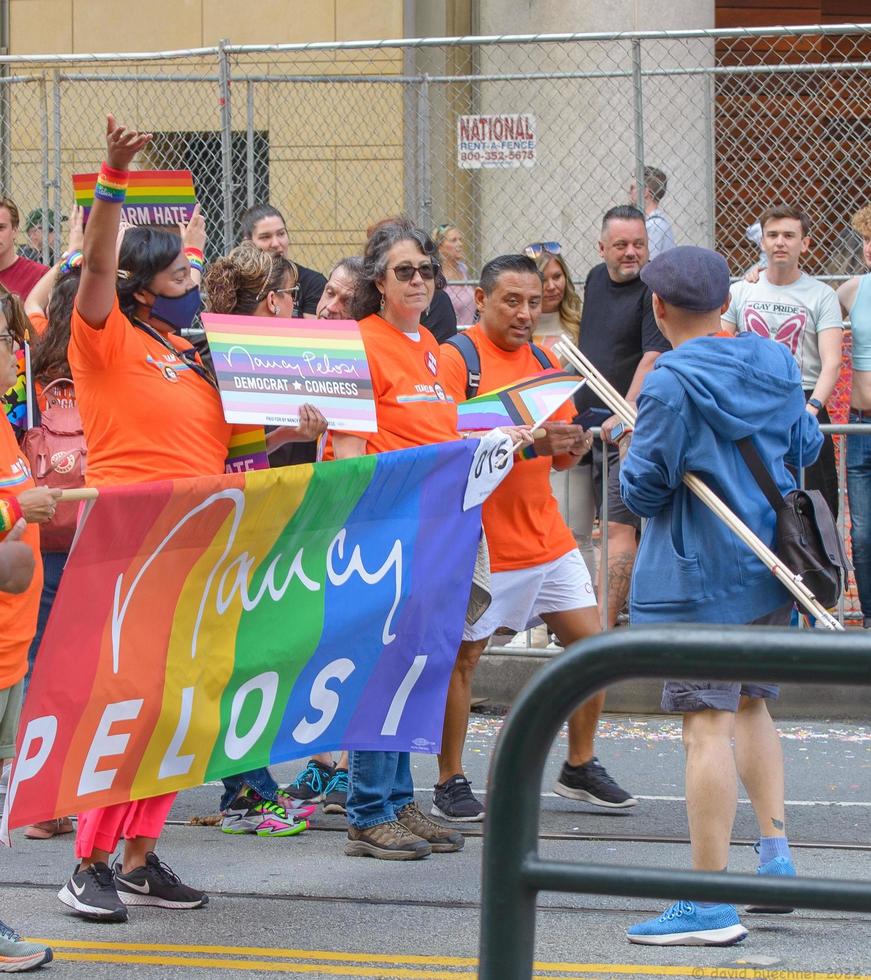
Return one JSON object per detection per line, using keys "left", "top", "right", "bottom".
{"left": 1, "top": 24, "right": 870, "bottom": 277}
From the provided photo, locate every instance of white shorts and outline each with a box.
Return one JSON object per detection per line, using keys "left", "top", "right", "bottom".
{"left": 464, "top": 549, "right": 595, "bottom": 642}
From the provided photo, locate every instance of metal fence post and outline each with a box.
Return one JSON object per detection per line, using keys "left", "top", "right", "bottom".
{"left": 218, "top": 39, "right": 234, "bottom": 254}
{"left": 39, "top": 75, "right": 50, "bottom": 266}
{"left": 0, "top": 0, "right": 9, "bottom": 196}
{"left": 245, "top": 79, "right": 255, "bottom": 210}
{"left": 631, "top": 38, "right": 645, "bottom": 212}
{"left": 704, "top": 69, "right": 716, "bottom": 249}
{"left": 417, "top": 74, "right": 433, "bottom": 235}
{"left": 51, "top": 70, "right": 61, "bottom": 254}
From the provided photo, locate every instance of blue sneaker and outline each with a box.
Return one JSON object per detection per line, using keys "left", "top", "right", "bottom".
{"left": 746, "top": 854, "right": 796, "bottom": 914}
{"left": 627, "top": 901, "right": 747, "bottom": 946}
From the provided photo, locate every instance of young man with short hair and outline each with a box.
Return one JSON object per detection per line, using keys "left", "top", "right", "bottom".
{"left": 0, "top": 198, "right": 48, "bottom": 299}
{"left": 437, "top": 254, "right": 636, "bottom": 821}
{"left": 722, "top": 204, "right": 843, "bottom": 517}
{"left": 629, "top": 166, "right": 676, "bottom": 258}
{"left": 620, "top": 246, "right": 822, "bottom": 946}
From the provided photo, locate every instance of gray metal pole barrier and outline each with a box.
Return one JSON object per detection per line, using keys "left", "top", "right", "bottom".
{"left": 479, "top": 626, "right": 871, "bottom": 979}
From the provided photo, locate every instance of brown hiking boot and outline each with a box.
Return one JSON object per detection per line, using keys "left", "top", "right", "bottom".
{"left": 397, "top": 802, "right": 465, "bottom": 852}
{"left": 345, "top": 820, "right": 432, "bottom": 860}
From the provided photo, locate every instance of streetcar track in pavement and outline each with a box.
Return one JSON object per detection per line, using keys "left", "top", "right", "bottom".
{"left": 162, "top": 819, "right": 871, "bottom": 851}
{"left": 8, "top": 878, "right": 871, "bottom": 921}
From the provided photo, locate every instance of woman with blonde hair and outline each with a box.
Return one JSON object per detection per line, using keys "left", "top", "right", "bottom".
{"left": 432, "top": 222, "right": 476, "bottom": 328}
{"left": 525, "top": 242, "right": 582, "bottom": 347}
{"left": 525, "top": 242, "right": 595, "bottom": 584}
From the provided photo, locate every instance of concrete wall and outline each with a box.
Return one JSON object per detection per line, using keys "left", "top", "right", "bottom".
{"left": 471, "top": 0, "right": 717, "bottom": 279}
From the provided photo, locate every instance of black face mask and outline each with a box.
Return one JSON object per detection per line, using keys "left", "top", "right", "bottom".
{"left": 150, "top": 286, "right": 203, "bottom": 332}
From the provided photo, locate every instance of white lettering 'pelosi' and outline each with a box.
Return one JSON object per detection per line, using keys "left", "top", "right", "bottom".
{"left": 77, "top": 699, "right": 144, "bottom": 797}
{"left": 292, "top": 658, "right": 355, "bottom": 744}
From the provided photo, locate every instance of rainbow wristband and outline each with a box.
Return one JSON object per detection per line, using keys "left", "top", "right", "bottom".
{"left": 517, "top": 443, "right": 537, "bottom": 460}
{"left": 0, "top": 494, "right": 23, "bottom": 534}
{"left": 185, "top": 247, "right": 204, "bottom": 274}
{"left": 94, "top": 162, "right": 129, "bottom": 204}
{"left": 60, "top": 249, "right": 83, "bottom": 275}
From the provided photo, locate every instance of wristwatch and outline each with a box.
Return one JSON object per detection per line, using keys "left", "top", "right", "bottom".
{"left": 807, "top": 397, "right": 824, "bottom": 412}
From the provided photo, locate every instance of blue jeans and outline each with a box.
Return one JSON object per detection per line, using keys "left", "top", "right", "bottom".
{"left": 24, "top": 551, "right": 68, "bottom": 695}
{"left": 347, "top": 751, "right": 414, "bottom": 829}
{"left": 220, "top": 767, "right": 279, "bottom": 810}
{"left": 847, "top": 409, "right": 871, "bottom": 625}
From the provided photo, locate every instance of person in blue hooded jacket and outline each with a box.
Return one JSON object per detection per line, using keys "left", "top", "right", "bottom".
{"left": 618, "top": 246, "right": 822, "bottom": 948}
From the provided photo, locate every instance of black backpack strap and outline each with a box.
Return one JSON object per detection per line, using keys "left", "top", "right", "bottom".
{"left": 529, "top": 342, "right": 552, "bottom": 371}
{"left": 444, "top": 332, "right": 481, "bottom": 399}
{"left": 736, "top": 437, "right": 784, "bottom": 512}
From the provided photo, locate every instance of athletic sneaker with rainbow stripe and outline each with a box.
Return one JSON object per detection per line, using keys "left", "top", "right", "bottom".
{"left": 221, "top": 789, "right": 308, "bottom": 837}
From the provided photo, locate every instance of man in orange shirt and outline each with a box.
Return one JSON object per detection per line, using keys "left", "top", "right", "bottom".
{"left": 437, "top": 254, "right": 636, "bottom": 821}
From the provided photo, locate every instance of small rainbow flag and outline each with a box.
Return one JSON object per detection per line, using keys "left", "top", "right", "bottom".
{"left": 457, "top": 370, "right": 584, "bottom": 431}
{"left": 72, "top": 170, "right": 197, "bottom": 225}
{"left": 225, "top": 425, "right": 269, "bottom": 473}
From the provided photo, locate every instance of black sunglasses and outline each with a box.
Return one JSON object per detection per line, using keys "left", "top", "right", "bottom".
{"left": 390, "top": 262, "right": 437, "bottom": 282}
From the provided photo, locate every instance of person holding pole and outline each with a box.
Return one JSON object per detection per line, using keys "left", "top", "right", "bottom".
{"left": 617, "top": 246, "right": 822, "bottom": 946}
{"left": 56, "top": 115, "right": 315, "bottom": 922}
{"left": 437, "top": 254, "right": 634, "bottom": 820}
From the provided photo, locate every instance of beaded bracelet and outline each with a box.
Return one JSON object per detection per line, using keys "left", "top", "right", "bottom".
{"left": 94, "top": 162, "right": 129, "bottom": 204}
{"left": 0, "top": 494, "right": 23, "bottom": 535}
{"left": 60, "top": 249, "right": 83, "bottom": 275}
{"left": 184, "top": 247, "right": 204, "bottom": 274}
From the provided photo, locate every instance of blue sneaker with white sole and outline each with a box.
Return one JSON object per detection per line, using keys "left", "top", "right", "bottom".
{"left": 627, "top": 901, "right": 748, "bottom": 946}
{"left": 746, "top": 854, "right": 796, "bottom": 914}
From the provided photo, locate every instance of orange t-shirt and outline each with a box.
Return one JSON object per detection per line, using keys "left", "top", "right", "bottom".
{"left": 344, "top": 314, "right": 458, "bottom": 454}
{"left": 0, "top": 417, "right": 42, "bottom": 687}
{"left": 69, "top": 297, "right": 232, "bottom": 486}
{"left": 441, "top": 325, "right": 577, "bottom": 572}
{"left": 28, "top": 311, "right": 48, "bottom": 337}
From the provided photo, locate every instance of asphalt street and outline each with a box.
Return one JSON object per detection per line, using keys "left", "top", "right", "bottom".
{"left": 2, "top": 711, "right": 870, "bottom": 979}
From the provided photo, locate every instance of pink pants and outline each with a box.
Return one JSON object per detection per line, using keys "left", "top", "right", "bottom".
{"left": 75, "top": 792, "right": 176, "bottom": 860}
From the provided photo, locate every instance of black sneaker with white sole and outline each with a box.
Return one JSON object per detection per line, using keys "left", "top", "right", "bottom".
{"left": 57, "top": 861, "right": 128, "bottom": 922}
{"left": 431, "top": 774, "right": 485, "bottom": 822}
{"left": 554, "top": 757, "right": 637, "bottom": 809}
{"left": 113, "top": 852, "right": 208, "bottom": 910}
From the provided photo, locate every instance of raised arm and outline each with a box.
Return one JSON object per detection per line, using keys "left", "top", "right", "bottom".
{"left": 76, "top": 115, "right": 152, "bottom": 329}
{"left": 179, "top": 203, "right": 205, "bottom": 286}
{"left": 24, "top": 203, "right": 84, "bottom": 317}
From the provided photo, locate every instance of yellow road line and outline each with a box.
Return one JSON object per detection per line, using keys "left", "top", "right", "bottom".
{"left": 30, "top": 938, "right": 475, "bottom": 965}
{"left": 51, "top": 952, "right": 477, "bottom": 978}
{"left": 31, "top": 941, "right": 867, "bottom": 980}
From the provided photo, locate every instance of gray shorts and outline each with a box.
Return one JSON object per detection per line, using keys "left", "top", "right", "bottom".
{"left": 591, "top": 439, "right": 640, "bottom": 531}
{"left": 0, "top": 680, "right": 23, "bottom": 760}
{"left": 661, "top": 603, "right": 793, "bottom": 713}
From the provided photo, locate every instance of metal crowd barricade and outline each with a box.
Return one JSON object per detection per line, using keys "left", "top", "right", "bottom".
{"left": 478, "top": 625, "right": 871, "bottom": 979}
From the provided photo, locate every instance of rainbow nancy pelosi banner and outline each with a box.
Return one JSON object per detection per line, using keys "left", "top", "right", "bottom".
{"left": 72, "top": 169, "right": 197, "bottom": 225}
{"left": 202, "top": 312, "right": 377, "bottom": 432}
{"left": 3, "top": 442, "right": 484, "bottom": 834}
